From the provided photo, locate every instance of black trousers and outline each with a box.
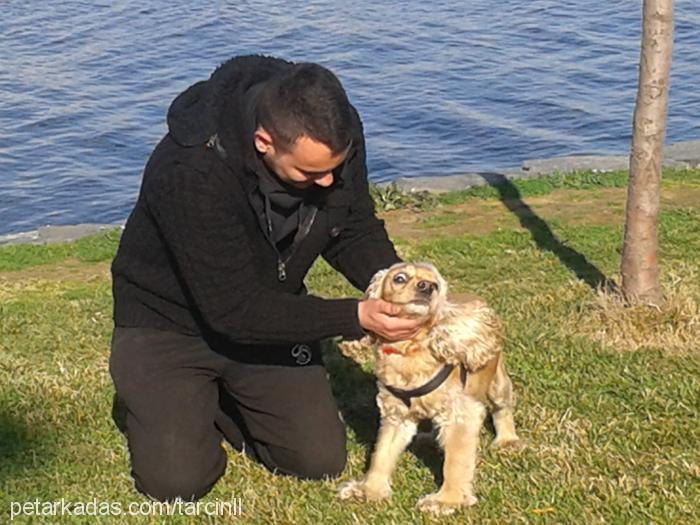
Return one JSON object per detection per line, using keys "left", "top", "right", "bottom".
{"left": 108, "top": 326, "right": 347, "bottom": 502}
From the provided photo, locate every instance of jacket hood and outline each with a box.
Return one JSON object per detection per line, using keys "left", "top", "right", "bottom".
{"left": 166, "top": 55, "right": 292, "bottom": 148}
{"left": 166, "top": 79, "right": 218, "bottom": 147}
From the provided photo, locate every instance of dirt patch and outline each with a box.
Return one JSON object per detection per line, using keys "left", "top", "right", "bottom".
{"left": 383, "top": 185, "right": 700, "bottom": 241}
{"left": 523, "top": 187, "right": 626, "bottom": 227}
{"left": 382, "top": 199, "right": 510, "bottom": 240}
{"left": 0, "top": 259, "right": 111, "bottom": 283}
{"left": 660, "top": 184, "right": 700, "bottom": 209}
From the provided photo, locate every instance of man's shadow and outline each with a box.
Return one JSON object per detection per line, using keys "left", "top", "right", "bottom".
{"left": 477, "top": 172, "right": 612, "bottom": 290}
{"left": 0, "top": 409, "right": 54, "bottom": 485}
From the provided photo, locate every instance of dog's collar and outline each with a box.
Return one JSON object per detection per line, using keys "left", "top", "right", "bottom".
{"left": 379, "top": 345, "right": 419, "bottom": 356}
{"left": 382, "top": 363, "right": 468, "bottom": 408}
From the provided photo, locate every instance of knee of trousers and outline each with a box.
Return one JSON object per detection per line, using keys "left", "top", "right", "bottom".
{"left": 131, "top": 447, "right": 227, "bottom": 502}
{"left": 265, "top": 427, "right": 347, "bottom": 480}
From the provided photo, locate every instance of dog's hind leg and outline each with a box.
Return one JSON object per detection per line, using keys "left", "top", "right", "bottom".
{"left": 488, "top": 355, "right": 520, "bottom": 449}
{"left": 337, "top": 418, "right": 417, "bottom": 502}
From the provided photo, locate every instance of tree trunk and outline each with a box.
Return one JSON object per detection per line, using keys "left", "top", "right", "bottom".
{"left": 620, "top": 0, "right": 673, "bottom": 305}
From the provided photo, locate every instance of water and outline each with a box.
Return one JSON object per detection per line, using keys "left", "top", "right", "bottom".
{"left": 1, "top": 1, "right": 698, "bottom": 236}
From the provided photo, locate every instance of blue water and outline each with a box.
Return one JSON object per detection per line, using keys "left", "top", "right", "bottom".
{"left": 1, "top": 1, "right": 699, "bottom": 236}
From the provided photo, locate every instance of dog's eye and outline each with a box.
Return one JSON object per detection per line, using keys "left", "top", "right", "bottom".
{"left": 392, "top": 273, "right": 408, "bottom": 284}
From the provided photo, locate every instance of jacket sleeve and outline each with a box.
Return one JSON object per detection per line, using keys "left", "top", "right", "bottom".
{"left": 322, "top": 110, "right": 401, "bottom": 291}
{"left": 143, "top": 162, "right": 365, "bottom": 345}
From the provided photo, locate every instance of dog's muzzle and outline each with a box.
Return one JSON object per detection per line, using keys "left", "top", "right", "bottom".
{"left": 416, "top": 280, "right": 437, "bottom": 296}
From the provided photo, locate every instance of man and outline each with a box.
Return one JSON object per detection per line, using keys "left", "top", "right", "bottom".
{"left": 109, "top": 55, "right": 424, "bottom": 502}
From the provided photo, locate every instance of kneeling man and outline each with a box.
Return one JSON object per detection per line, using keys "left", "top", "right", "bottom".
{"left": 109, "top": 55, "right": 424, "bottom": 502}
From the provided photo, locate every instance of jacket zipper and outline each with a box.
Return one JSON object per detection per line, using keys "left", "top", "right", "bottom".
{"left": 210, "top": 135, "right": 319, "bottom": 283}
{"left": 264, "top": 204, "right": 318, "bottom": 282}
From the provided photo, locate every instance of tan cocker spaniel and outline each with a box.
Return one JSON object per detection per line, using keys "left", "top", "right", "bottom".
{"left": 337, "top": 262, "right": 520, "bottom": 515}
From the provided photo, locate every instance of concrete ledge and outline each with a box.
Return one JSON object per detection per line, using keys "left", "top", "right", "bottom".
{"left": 0, "top": 223, "right": 124, "bottom": 246}
{"left": 392, "top": 138, "right": 700, "bottom": 193}
{"left": 392, "top": 170, "right": 533, "bottom": 193}
{"left": 664, "top": 139, "right": 700, "bottom": 166}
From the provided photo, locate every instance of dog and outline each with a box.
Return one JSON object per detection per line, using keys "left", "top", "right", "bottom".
{"left": 337, "top": 262, "right": 520, "bottom": 515}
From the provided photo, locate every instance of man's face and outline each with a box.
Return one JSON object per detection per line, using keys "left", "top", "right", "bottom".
{"left": 254, "top": 128, "right": 349, "bottom": 190}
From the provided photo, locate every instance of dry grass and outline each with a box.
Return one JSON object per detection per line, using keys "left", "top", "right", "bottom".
{"left": 576, "top": 268, "right": 700, "bottom": 354}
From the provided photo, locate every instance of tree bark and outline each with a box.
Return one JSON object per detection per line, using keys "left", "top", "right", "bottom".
{"left": 620, "top": 0, "right": 673, "bottom": 305}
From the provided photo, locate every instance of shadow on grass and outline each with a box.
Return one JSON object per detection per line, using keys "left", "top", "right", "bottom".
{"left": 0, "top": 408, "right": 54, "bottom": 486}
{"left": 478, "top": 173, "right": 613, "bottom": 291}
{"left": 323, "top": 344, "right": 379, "bottom": 451}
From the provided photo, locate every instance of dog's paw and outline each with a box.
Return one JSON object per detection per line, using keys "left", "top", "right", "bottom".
{"left": 337, "top": 339, "right": 373, "bottom": 366}
{"left": 416, "top": 492, "right": 477, "bottom": 515}
{"left": 491, "top": 436, "right": 523, "bottom": 451}
{"left": 337, "top": 479, "right": 391, "bottom": 502}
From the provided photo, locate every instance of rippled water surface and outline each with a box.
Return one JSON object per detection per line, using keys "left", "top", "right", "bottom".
{"left": 1, "top": 1, "right": 698, "bottom": 235}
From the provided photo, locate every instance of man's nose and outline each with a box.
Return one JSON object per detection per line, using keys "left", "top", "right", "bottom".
{"left": 313, "top": 173, "right": 334, "bottom": 187}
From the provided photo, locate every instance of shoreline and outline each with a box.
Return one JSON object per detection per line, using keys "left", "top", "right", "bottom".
{"left": 390, "top": 138, "right": 700, "bottom": 192}
{"left": 2, "top": 139, "right": 699, "bottom": 247}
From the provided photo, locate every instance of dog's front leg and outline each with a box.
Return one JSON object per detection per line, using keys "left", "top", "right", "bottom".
{"left": 337, "top": 418, "right": 417, "bottom": 502}
{"left": 417, "top": 407, "right": 485, "bottom": 515}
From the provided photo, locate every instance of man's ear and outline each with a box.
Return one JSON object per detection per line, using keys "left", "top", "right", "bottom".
{"left": 254, "top": 126, "right": 274, "bottom": 155}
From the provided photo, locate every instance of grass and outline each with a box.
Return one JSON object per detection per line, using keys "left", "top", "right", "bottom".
{"left": 0, "top": 229, "right": 121, "bottom": 272}
{"left": 435, "top": 167, "right": 699, "bottom": 205}
{"left": 1, "top": 168, "right": 699, "bottom": 524}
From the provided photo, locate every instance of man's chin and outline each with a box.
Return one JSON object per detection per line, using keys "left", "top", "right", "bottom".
{"left": 290, "top": 181, "right": 314, "bottom": 190}
{"left": 279, "top": 178, "right": 314, "bottom": 191}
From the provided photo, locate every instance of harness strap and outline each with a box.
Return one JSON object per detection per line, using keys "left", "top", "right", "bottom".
{"left": 382, "top": 363, "right": 468, "bottom": 408}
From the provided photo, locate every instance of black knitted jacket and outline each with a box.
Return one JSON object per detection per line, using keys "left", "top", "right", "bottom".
{"left": 110, "top": 55, "right": 400, "bottom": 345}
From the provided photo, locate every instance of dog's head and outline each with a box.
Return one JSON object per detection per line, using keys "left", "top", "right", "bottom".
{"left": 365, "top": 262, "right": 447, "bottom": 319}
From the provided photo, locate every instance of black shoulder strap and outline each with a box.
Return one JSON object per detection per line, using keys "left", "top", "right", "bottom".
{"left": 383, "top": 363, "right": 469, "bottom": 408}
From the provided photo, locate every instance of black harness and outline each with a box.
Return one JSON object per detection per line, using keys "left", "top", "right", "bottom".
{"left": 382, "top": 363, "right": 468, "bottom": 408}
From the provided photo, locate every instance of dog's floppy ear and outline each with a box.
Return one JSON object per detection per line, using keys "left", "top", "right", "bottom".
{"left": 364, "top": 268, "right": 389, "bottom": 299}
{"left": 428, "top": 302, "right": 502, "bottom": 371}
{"left": 434, "top": 266, "right": 448, "bottom": 300}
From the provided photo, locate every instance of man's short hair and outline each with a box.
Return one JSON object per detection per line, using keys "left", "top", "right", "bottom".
{"left": 256, "top": 63, "right": 353, "bottom": 155}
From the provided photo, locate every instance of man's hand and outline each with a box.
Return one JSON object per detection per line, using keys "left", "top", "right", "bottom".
{"left": 357, "top": 298, "right": 427, "bottom": 341}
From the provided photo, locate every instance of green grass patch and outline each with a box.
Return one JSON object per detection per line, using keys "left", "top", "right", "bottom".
{"left": 419, "top": 212, "right": 460, "bottom": 229}
{"left": 0, "top": 228, "right": 121, "bottom": 272}
{"left": 436, "top": 167, "right": 700, "bottom": 206}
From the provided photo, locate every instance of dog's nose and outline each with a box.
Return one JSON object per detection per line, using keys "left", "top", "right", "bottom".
{"left": 416, "top": 280, "right": 436, "bottom": 295}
